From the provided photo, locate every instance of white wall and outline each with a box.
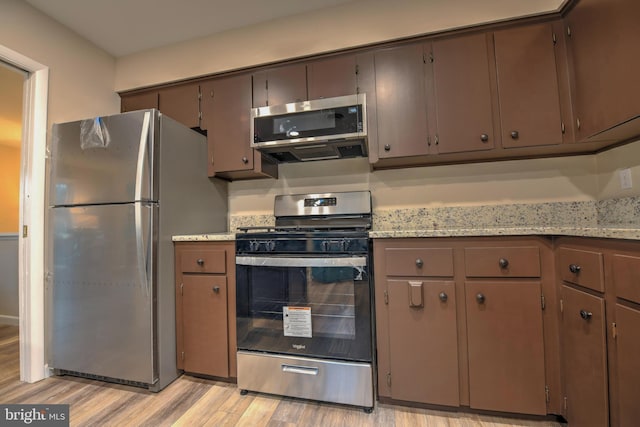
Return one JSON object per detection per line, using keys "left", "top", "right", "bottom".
{"left": 229, "top": 154, "right": 599, "bottom": 215}
{"left": 0, "top": 0, "right": 120, "bottom": 125}
{"left": 115, "top": 0, "right": 565, "bottom": 91}
{"left": 596, "top": 138, "right": 640, "bottom": 200}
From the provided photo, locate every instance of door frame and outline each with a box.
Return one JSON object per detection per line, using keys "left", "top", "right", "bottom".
{"left": 0, "top": 44, "right": 49, "bottom": 383}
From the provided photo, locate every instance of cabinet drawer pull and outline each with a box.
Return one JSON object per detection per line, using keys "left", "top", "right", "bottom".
{"left": 212, "top": 286, "right": 220, "bottom": 293}
{"left": 510, "top": 130, "right": 519, "bottom": 139}
{"left": 476, "top": 293, "right": 486, "bottom": 304}
{"left": 439, "top": 292, "right": 448, "bottom": 302}
{"left": 480, "top": 133, "right": 489, "bottom": 142}
{"left": 415, "top": 258, "right": 424, "bottom": 268}
{"left": 498, "top": 258, "right": 509, "bottom": 269}
{"left": 196, "top": 258, "right": 205, "bottom": 266}
{"left": 579, "top": 309, "right": 593, "bottom": 320}
{"left": 569, "top": 264, "right": 581, "bottom": 274}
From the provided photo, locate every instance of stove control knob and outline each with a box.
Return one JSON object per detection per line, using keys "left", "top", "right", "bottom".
{"left": 267, "top": 240, "right": 276, "bottom": 251}
{"left": 340, "top": 239, "right": 349, "bottom": 251}
{"left": 321, "top": 241, "right": 329, "bottom": 252}
{"left": 249, "top": 240, "right": 259, "bottom": 251}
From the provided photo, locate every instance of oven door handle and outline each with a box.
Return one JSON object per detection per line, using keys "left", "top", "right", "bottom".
{"left": 235, "top": 256, "right": 367, "bottom": 268}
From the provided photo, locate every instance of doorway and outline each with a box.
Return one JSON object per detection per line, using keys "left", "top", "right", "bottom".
{"left": 0, "top": 61, "right": 25, "bottom": 328}
{"left": 0, "top": 44, "right": 49, "bottom": 383}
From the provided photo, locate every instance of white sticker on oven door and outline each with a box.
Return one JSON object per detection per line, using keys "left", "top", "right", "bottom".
{"left": 283, "top": 306, "right": 312, "bottom": 338}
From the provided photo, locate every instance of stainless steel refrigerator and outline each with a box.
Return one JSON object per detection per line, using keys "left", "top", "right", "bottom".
{"left": 46, "top": 109, "right": 227, "bottom": 391}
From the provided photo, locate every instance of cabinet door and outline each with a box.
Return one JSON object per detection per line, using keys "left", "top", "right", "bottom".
{"left": 252, "top": 63, "right": 307, "bottom": 107}
{"left": 201, "top": 75, "right": 255, "bottom": 175}
{"left": 561, "top": 285, "right": 608, "bottom": 427}
{"left": 158, "top": 82, "right": 200, "bottom": 128}
{"left": 121, "top": 91, "right": 158, "bottom": 113}
{"left": 373, "top": 43, "right": 430, "bottom": 158}
{"left": 465, "top": 281, "right": 546, "bottom": 415}
{"left": 388, "top": 280, "right": 459, "bottom": 406}
{"left": 432, "top": 33, "right": 495, "bottom": 154}
{"left": 494, "top": 23, "right": 564, "bottom": 148}
{"left": 181, "top": 275, "right": 229, "bottom": 377}
{"left": 567, "top": 0, "right": 640, "bottom": 141}
{"left": 614, "top": 304, "right": 640, "bottom": 426}
{"left": 307, "top": 54, "right": 357, "bottom": 100}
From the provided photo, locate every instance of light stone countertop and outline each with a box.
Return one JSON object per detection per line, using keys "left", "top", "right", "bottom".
{"left": 172, "top": 226, "right": 640, "bottom": 242}
{"left": 173, "top": 232, "right": 236, "bottom": 241}
{"left": 369, "top": 226, "right": 640, "bottom": 241}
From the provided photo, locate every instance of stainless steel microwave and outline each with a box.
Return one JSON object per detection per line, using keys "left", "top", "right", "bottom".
{"left": 250, "top": 94, "right": 367, "bottom": 162}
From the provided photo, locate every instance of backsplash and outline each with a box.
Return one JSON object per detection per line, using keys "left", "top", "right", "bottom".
{"left": 372, "top": 201, "right": 597, "bottom": 231}
{"left": 229, "top": 197, "right": 639, "bottom": 232}
{"left": 596, "top": 196, "right": 640, "bottom": 227}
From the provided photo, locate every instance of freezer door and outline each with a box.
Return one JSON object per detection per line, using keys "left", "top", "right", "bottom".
{"left": 48, "top": 203, "right": 157, "bottom": 385}
{"left": 50, "top": 110, "right": 156, "bottom": 206}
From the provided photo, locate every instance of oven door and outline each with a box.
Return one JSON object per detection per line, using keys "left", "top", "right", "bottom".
{"left": 236, "top": 255, "right": 372, "bottom": 362}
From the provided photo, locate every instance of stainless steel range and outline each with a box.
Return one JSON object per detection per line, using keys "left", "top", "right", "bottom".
{"left": 235, "top": 191, "right": 374, "bottom": 411}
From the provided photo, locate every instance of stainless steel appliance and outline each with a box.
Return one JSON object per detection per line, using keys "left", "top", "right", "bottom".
{"left": 235, "top": 191, "right": 374, "bottom": 411}
{"left": 250, "top": 94, "right": 367, "bottom": 162}
{"left": 47, "top": 109, "right": 227, "bottom": 391}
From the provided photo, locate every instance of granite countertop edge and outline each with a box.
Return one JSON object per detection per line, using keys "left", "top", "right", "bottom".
{"left": 173, "top": 227, "right": 640, "bottom": 241}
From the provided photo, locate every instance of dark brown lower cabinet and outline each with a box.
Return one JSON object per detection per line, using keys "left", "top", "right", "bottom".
{"left": 387, "top": 279, "right": 459, "bottom": 406}
{"left": 175, "top": 241, "right": 236, "bottom": 379}
{"left": 561, "top": 285, "right": 609, "bottom": 427}
{"left": 465, "top": 281, "right": 547, "bottom": 415}
{"left": 613, "top": 304, "right": 640, "bottom": 426}
{"left": 374, "top": 237, "right": 557, "bottom": 418}
{"left": 181, "top": 275, "right": 229, "bottom": 377}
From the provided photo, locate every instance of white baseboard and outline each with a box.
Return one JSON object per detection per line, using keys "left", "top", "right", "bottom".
{"left": 0, "top": 315, "right": 19, "bottom": 326}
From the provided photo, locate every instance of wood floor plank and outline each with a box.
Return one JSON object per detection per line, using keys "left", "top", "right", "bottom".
{"left": 0, "top": 326, "right": 565, "bottom": 427}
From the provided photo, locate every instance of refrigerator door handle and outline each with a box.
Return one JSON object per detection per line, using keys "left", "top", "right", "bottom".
{"left": 134, "top": 202, "right": 149, "bottom": 293}
{"left": 134, "top": 111, "right": 151, "bottom": 202}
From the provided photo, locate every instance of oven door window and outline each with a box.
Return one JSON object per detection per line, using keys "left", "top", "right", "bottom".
{"left": 236, "top": 256, "right": 372, "bottom": 362}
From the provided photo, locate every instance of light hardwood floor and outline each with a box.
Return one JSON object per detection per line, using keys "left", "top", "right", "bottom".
{"left": 0, "top": 325, "right": 564, "bottom": 426}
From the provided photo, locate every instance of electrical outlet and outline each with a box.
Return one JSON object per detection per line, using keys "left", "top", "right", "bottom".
{"left": 619, "top": 168, "right": 633, "bottom": 189}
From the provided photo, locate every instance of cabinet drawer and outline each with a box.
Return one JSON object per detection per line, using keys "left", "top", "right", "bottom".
{"left": 613, "top": 254, "right": 640, "bottom": 304}
{"left": 464, "top": 247, "right": 540, "bottom": 278}
{"left": 557, "top": 247, "right": 604, "bottom": 292}
{"left": 385, "top": 248, "right": 454, "bottom": 277}
{"left": 180, "top": 249, "right": 227, "bottom": 273}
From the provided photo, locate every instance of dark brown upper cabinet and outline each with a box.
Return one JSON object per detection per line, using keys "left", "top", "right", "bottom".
{"left": 158, "top": 82, "right": 201, "bottom": 128}
{"left": 306, "top": 54, "right": 358, "bottom": 100}
{"left": 252, "top": 63, "right": 307, "bottom": 107}
{"left": 372, "top": 43, "right": 431, "bottom": 159}
{"left": 201, "top": 74, "right": 278, "bottom": 180}
{"left": 121, "top": 91, "right": 158, "bottom": 113}
{"left": 431, "top": 33, "right": 496, "bottom": 154}
{"left": 494, "top": 22, "right": 569, "bottom": 148}
{"left": 566, "top": 0, "right": 640, "bottom": 143}
{"left": 121, "top": 82, "right": 201, "bottom": 129}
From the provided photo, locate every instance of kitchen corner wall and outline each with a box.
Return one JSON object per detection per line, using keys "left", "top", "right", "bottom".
{"left": 0, "top": 0, "right": 120, "bottom": 127}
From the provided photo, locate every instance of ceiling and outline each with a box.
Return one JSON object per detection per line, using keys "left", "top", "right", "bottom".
{"left": 24, "top": 0, "right": 357, "bottom": 57}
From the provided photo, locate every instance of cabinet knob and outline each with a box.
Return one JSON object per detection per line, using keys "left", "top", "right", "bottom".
{"left": 196, "top": 258, "right": 204, "bottom": 266}
{"left": 476, "top": 293, "right": 486, "bottom": 304}
{"left": 480, "top": 134, "right": 489, "bottom": 142}
{"left": 579, "top": 309, "right": 593, "bottom": 320}
{"left": 384, "top": 144, "right": 391, "bottom": 152}
{"left": 498, "top": 258, "right": 509, "bottom": 269}
{"left": 213, "top": 286, "right": 220, "bottom": 293}
{"left": 569, "top": 264, "right": 581, "bottom": 274}
{"left": 439, "top": 292, "right": 448, "bottom": 302}
{"left": 241, "top": 156, "right": 249, "bottom": 164}
{"left": 415, "top": 258, "right": 424, "bottom": 268}
{"left": 510, "top": 130, "right": 519, "bottom": 139}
